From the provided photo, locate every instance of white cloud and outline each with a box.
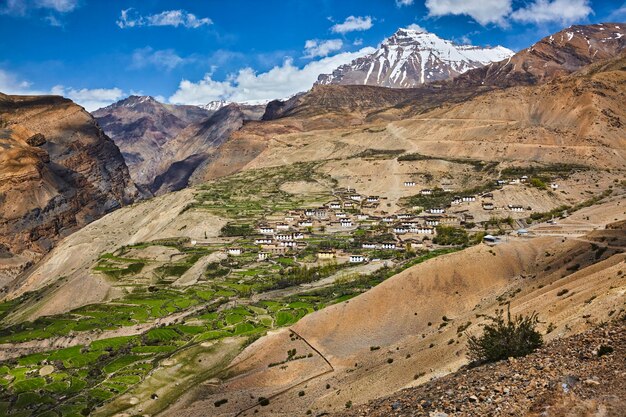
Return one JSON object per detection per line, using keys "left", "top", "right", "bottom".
{"left": 1, "top": 0, "right": 78, "bottom": 15}
{"left": 0, "top": 68, "right": 123, "bottom": 111}
{"left": 396, "top": 0, "right": 415, "bottom": 6}
{"left": 331, "top": 16, "right": 373, "bottom": 34}
{"left": 406, "top": 23, "right": 427, "bottom": 32}
{"left": 51, "top": 86, "right": 125, "bottom": 111}
{"left": 168, "top": 47, "right": 376, "bottom": 105}
{"left": 510, "top": 0, "right": 592, "bottom": 25}
{"left": 131, "top": 47, "right": 190, "bottom": 71}
{"left": 117, "top": 8, "right": 213, "bottom": 29}
{"left": 425, "top": 0, "right": 512, "bottom": 26}
{"left": 36, "top": 0, "right": 78, "bottom": 13}
{"left": 303, "top": 39, "right": 343, "bottom": 58}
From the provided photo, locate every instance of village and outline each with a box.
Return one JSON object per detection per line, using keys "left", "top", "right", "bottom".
{"left": 221, "top": 173, "right": 553, "bottom": 265}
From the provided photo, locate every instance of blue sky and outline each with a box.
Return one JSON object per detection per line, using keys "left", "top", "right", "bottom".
{"left": 0, "top": 0, "right": 624, "bottom": 110}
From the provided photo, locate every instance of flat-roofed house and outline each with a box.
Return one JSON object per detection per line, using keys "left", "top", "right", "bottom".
{"left": 317, "top": 250, "right": 336, "bottom": 260}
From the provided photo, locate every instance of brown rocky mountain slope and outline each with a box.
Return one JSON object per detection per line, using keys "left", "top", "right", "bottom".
{"left": 94, "top": 97, "right": 265, "bottom": 192}
{"left": 453, "top": 23, "right": 626, "bottom": 88}
{"left": 0, "top": 93, "right": 138, "bottom": 284}
{"left": 93, "top": 96, "right": 214, "bottom": 186}
{"left": 339, "top": 321, "right": 625, "bottom": 417}
{"left": 150, "top": 103, "right": 264, "bottom": 195}
{"left": 198, "top": 52, "right": 626, "bottom": 188}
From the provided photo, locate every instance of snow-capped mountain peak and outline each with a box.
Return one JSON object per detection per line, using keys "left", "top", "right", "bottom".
{"left": 317, "top": 28, "right": 514, "bottom": 88}
{"left": 200, "top": 100, "right": 230, "bottom": 111}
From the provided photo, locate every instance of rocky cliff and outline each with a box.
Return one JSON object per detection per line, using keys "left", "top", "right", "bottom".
{"left": 0, "top": 93, "right": 138, "bottom": 282}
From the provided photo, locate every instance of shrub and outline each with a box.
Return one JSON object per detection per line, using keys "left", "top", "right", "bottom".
{"left": 467, "top": 307, "right": 543, "bottom": 363}
{"left": 597, "top": 345, "right": 614, "bottom": 357}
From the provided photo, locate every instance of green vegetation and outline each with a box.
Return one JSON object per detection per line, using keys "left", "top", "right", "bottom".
{"left": 467, "top": 307, "right": 543, "bottom": 363}
{"left": 433, "top": 226, "right": 469, "bottom": 246}
{"left": 396, "top": 153, "right": 495, "bottom": 172}
{"left": 352, "top": 148, "right": 405, "bottom": 160}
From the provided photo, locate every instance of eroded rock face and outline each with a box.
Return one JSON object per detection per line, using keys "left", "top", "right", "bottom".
{"left": 0, "top": 93, "right": 138, "bottom": 269}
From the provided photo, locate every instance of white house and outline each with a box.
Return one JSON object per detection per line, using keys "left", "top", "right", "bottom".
{"left": 462, "top": 196, "right": 476, "bottom": 202}
{"left": 420, "top": 189, "right": 433, "bottom": 195}
{"left": 381, "top": 243, "right": 396, "bottom": 250}
{"left": 429, "top": 208, "right": 445, "bottom": 214}
{"left": 255, "top": 238, "right": 273, "bottom": 244}
{"left": 259, "top": 226, "right": 274, "bottom": 235}
{"left": 276, "top": 223, "right": 290, "bottom": 230}
{"left": 293, "top": 233, "right": 305, "bottom": 240}
{"left": 404, "top": 181, "right": 416, "bottom": 187}
{"left": 362, "top": 243, "right": 377, "bottom": 249}
{"left": 382, "top": 217, "right": 395, "bottom": 223}
{"left": 550, "top": 183, "right": 559, "bottom": 190}
{"left": 299, "top": 220, "right": 313, "bottom": 227}
{"left": 280, "top": 240, "right": 297, "bottom": 248}
{"left": 483, "top": 235, "right": 501, "bottom": 245}
{"left": 340, "top": 220, "right": 353, "bottom": 227}
{"left": 482, "top": 202, "right": 494, "bottom": 210}
{"left": 228, "top": 248, "right": 243, "bottom": 256}
{"left": 258, "top": 252, "right": 270, "bottom": 261}
{"left": 329, "top": 202, "right": 341, "bottom": 209}
{"left": 304, "top": 209, "right": 315, "bottom": 216}
{"left": 275, "top": 234, "right": 293, "bottom": 241}
{"left": 318, "top": 250, "right": 336, "bottom": 260}
{"left": 343, "top": 202, "right": 354, "bottom": 208}
{"left": 451, "top": 197, "right": 462, "bottom": 205}
{"left": 350, "top": 195, "right": 362, "bottom": 201}
{"left": 350, "top": 255, "right": 366, "bottom": 263}
{"left": 509, "top": 205, "right": 524, "bottom": 212}
{"left": 412, "top": 227, "right": 434, "bottom": 235}
{"left": 496, "top": 180, "right": 507, "bottom": 186}
{"left": 357, "top": 214, "right": 369, "bottom": 221}
{"left": 426, "top": 219, "right": 440, "bottom": 227}
{"left": 397, "top": 214, "right": 413, "bottom": 219}
{"left": 367, "top": 196, "right": 379, "bottom": 203}
{"left": 393, "top": 227, "right": 408, "bottom": 234}
{"left": 336, "top": 212, "right": 348, "bottom": 218}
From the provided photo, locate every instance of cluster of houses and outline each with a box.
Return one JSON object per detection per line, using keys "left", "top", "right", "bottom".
{"left": 224, "top": 174, "right": 552, "bottom": 263}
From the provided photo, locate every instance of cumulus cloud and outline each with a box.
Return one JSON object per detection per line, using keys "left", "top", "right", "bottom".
{"left": 510, "top": 0, "right": 592, "bottom": 25}
{"left": 168, "top": 47, "right": 376, "bottom": 105}
{"left": 117, "top": 8, "right": 213, "bottom": 29}
{"left": 1, "top": 0, "right": 79, "bottom": 15}
{"left": 406, "top": 23, "right": 427, "bottom": 32}
{"left": 0, "top": 68, "right": 123, "bottom": 111}
{"left": 130, "top": 47, "right": 190, "bottom": 71}
{"left": 303, "top": 39, "right": 343, "bottom": 58}
{"left": 396, "top": 0, "right": 415, "bottom": 6}
{"left": 50, "top": 86, "right": 125, "bottom": 111}
{"left": 331, "top": 16, "right": 373, "bottom": 34}
{"left": 425, "top": 0, "right": 513, "bottom": 26}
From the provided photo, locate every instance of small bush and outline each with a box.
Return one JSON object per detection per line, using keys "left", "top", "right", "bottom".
{"left": 467, "top": 307, "right": 543, "bottom": 363}
{"left": 597, "top": 345, "right": 614, "bottom": 357}
{"left": 214, "top": 399, "right": 228, "bottom": 407}
{"left": 258, "top": 397, "right": 270, "bottom": 406}
{"left": 557, "top": 289, "right": 569, "bottom": 296}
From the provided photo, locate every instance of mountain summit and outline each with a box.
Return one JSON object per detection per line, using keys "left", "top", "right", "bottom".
{"left": 317, "top": 28, "right": 513, "bottom": 88}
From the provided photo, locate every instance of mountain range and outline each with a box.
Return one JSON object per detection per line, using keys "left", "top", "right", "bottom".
{"left": 317, "top": 28, "right": 514, "bottom": 87}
